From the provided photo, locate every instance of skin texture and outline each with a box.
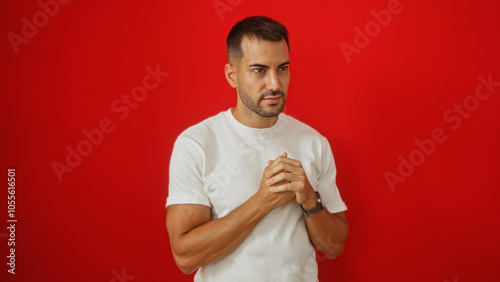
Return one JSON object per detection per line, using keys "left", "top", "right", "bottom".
{"left": 166, "top": 35, "right": 349, "bottom": 275}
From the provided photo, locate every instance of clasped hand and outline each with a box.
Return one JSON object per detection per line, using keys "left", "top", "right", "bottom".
{"left": 263, "top": 152, "right": 316, "bottom": 208}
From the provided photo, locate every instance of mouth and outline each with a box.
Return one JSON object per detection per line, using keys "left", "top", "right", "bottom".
{"left": 262, "top": 95, "right": 282, "bottom": 105}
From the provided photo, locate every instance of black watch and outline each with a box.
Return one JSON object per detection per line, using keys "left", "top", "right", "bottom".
{"left": 300, "top": 191, "right": 323, "bottom": 217}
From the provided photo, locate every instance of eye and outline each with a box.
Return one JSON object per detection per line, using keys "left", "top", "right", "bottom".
{"left": 279, "top": 65, "right": 289, "bottom": 71}
{"left": 253, "top": 68, "right": 265, "bottom": 74}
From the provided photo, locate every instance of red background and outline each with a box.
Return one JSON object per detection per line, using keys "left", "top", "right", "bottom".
{"left": 1, "top": 0, "right": 500, "bottom": 281}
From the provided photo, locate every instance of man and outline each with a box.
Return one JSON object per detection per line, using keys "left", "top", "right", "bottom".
{"left": 166, "top": 15, "right": 348, "bottom": 281}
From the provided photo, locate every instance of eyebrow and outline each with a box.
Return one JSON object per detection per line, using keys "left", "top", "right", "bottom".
{"left": 248, "top": 61, "right": 290, "bottom": 68}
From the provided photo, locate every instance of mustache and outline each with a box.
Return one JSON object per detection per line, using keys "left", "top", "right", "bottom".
{"left": 259, "top": 90, "right": 285, "bottom": 100}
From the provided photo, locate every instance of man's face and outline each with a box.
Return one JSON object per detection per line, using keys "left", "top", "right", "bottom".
{"left": 233, "top": 36, "right": 290, "bottom": 118}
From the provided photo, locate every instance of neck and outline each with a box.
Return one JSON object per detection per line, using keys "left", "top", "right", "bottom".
{"left": 231, "top": 106, "right": 279, "bottom": 129}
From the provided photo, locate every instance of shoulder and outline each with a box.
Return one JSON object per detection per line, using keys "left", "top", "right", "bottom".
{"left": 175, "top": 110, "right": 228, "bottom": 148}
{"left": 281, "top": 113, "right": 328, "bottom": 143}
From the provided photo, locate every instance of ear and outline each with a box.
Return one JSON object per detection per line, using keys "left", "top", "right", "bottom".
{"left": 224, "top": 63, "right": 237, "bottom": 88}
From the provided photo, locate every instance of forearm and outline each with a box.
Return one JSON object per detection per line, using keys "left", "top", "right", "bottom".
{"left": 304, "top": 208, "right": 349, "bottom": 259}
{"left": 263, "top": 153, "right": 349, "bottom": 259}
{"left": 171, "top": 196, "right": 269, "bottom": 274}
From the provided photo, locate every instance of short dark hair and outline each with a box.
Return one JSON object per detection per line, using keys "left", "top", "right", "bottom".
{"left": 226, "top": 15, "right": 290, "bottom": 63}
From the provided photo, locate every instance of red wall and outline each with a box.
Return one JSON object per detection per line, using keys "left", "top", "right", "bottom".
{"left": 1, "top": 0, "right": 499, "bottom": 281}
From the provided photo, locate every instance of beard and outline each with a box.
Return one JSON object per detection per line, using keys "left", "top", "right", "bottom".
{"left": 237, "top": 84, "right": 287, "bottom": 118}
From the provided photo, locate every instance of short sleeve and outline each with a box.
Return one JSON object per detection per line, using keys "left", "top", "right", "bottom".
{"left": 316, "top": 138, "right": 347, "bottom": 213}
{"left": 166, "top": 137, "right": 211, "bottom": 208}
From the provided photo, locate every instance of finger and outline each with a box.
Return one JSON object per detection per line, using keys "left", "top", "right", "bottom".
{"left": 266, "top": 160, "right": 303, "bottom": 178}
{"left": 275, "top": 155, "right": 302, "bottom": 167}
{"left": 267, "top": 152, "right": 286, "bottom": 167}
{"left": 266, "top": 153, "right": 300, "bottom": 177}
{"left": 266, "top": 171, "right": 289, "bottom": 186}
{"left": 267, "top": 171, "right": 303, "bottom": 187}
{"left": 266, "top": 155, "right": 282, "bottom": 176}
{"left": 270, "top": 181, "right": 294, "bottom": 193}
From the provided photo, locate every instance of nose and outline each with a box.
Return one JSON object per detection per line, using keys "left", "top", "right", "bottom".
{"left": 266, "top": 70, "right": 280, "bottom": 92}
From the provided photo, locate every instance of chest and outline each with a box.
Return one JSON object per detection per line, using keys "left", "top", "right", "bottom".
{"left": 201, "top": 133, "right": 321, "bottom": 219}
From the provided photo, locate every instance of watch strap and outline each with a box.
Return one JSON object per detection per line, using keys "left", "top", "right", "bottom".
{"left": 301, "top": 191, "right": 323, "bottom": 217}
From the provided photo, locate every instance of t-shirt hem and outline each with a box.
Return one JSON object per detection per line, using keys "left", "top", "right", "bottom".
{"left": 324, "top": 202, "right": 347, "bottom": 213}
{"left": 166, "top": 196, "right": 211, "bottom": 208}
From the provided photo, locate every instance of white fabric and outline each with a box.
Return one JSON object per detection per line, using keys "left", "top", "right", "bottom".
{"left": 166, "top": 108, "right": 347, "bottom": 282}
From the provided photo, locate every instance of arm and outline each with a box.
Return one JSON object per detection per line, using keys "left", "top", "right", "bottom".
{"left": 166, "top": 168, "right": 295, "bottom": 275}
{"left": 265, "top": 153, "right": 349, "bottom": 259}
{"left": 303, "top": 209, "right": 348, "bottom": 259}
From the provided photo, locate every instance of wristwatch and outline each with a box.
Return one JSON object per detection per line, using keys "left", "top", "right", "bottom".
{"left": 300, "top": 191, "right": 323, "bottom": 217}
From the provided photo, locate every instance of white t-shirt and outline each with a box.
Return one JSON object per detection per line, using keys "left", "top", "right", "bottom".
{"left": 166, "top": 108, "right": 347, "bottom": 282}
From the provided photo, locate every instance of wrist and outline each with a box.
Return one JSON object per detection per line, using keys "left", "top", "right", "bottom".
{"left": 300, "top": 191, "right": 324, "bottom": 217}
{"left": 249, "top": 194, "right": 272, "bottom": 216}
{"left": 301, "top": 191, "right": 319, "bottom": 210}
